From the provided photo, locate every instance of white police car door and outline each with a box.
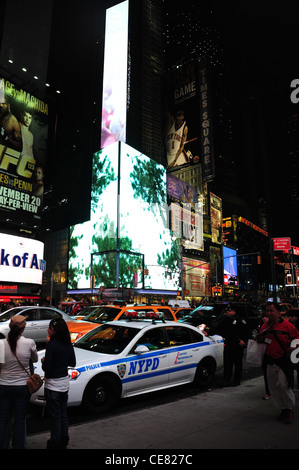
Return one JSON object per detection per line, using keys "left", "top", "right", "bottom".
{"left": 166, "top": 325, "right": 203, "bottom": 384}
{"left": 125, "top": 326, "right": 169, "bottom": 395}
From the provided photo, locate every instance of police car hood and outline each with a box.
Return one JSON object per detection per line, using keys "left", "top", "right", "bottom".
{"left": 35, "top": 347, "right": 118, "bottom": 374}
{"left": 72, "top": 345, "right": 119, "bottom": 367}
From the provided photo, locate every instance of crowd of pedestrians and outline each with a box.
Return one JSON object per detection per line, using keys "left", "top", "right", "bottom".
{"left": 204, "top": 301, "right": 299, "bottom": 424}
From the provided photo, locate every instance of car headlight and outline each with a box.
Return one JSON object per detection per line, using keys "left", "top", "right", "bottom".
{"left": 68, "top": 369, "right": 81, "bottom": 380}
{"left": 70, "top": 332, "right": 84, "bottom": 341}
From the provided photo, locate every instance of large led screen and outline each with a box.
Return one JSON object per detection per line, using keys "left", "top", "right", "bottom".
{"left": 68, "top": 142, "right": 180, "bottom": 291}
{"left": 223, "top": 245, "right": 238, "bottom": 287}
{"left": 0, "top": 77, "right": 48, "bottom": 226}
{"left": 101, "top": 0, "right": 128, "bottom": 149}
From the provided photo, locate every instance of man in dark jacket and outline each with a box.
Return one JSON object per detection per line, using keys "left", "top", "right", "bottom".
{"left": 208, "top": 304, "right": 251, "bottom": 387}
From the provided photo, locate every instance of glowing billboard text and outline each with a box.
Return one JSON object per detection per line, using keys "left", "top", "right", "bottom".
{"left": 0, "top": 233, "right": 45, "bottom": 284}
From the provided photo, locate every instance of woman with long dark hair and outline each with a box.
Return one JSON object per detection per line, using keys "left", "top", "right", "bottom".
{"left": 0, "top": 315, "right": 38, "bottom": 449}
{"left": 41, "top": 317, "right": 76, "bottom": 449}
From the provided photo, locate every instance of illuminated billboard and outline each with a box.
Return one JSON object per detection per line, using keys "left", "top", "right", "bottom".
{"left": 164, "top": 61, "right": 200, "bottom": 170}
{"left": 68, "top": 142, "right": 180, "bottom": 291}
{"left": 0, "top": 233, "right": 45, "bottom": 284}
{"left": 223, "top": 245, "right": 238, "bottom": 287}
{"left": 182, "top": 257, "right": 210, "bottom": 297}
{"left": 171, "top": 202, "right": 203, "bottom": 250}
{"left": 210, "top": 192, "right": 222, "bottom": 244}
{"left": 101, "top": 0, "right": 128, "bottom": 149}
{"left": 164, "top": 60, "right": 215, "bottom": 181}
{"left": 0, "top": 77, "right": 48, "bottom": 226}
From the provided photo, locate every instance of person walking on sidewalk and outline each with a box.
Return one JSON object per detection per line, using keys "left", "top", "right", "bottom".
{"left": 207, "top": 304, "right": 251, "bottom": 387}
{"left": 0, "top": 315, "right": 38, "bottom": 449}
{"left": 259, "top": 302, "right": 299, "bottom": 424}
{"left": 259, "top": 312, "right": 271, "bottom": 400}
{"left": 41, "top": 318, "right": 76, "bottom": 449}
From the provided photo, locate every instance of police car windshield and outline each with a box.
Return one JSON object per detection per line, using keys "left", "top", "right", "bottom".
{"left": 74, "top": 324, "right": 139, "bottom": 354}
{"left": 82, "top": 306, "right": 121, "bottom": 323}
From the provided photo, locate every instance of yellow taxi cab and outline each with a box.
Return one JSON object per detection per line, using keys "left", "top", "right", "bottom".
{"left": 67, "top": 304, "right": 176, "bottom": 342}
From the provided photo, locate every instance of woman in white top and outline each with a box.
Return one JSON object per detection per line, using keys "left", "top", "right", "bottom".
{"left": 0, "top": 315, "right": 38, "bottom": 449}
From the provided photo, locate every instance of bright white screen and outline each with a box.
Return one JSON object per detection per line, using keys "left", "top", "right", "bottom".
{"left": 101, "top": 0, "right": 128, "bottom": 148}
{"left": 0, "top": 233, "right": 44, "bottom": 284}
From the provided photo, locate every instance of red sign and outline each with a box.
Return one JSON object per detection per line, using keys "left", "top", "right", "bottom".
{"left": 293, "top": 246, "right": 299, "bottom": 256}
{"left": 272, "top": 237, "right": 291, "bottom": 251}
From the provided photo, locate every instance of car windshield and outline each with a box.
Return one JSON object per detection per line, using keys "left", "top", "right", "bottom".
{"left": 179, "top": 304, "right": 222, "bottom": 321}
{"left": 181, "top": 305, "right": 213, "bottom": 317}
{"left": 74, "top": 323, "right": 139, "bottom": 354}
{"left": 75, "top": 306, "right": 101, "bottom": 317}
{"left": 82, "top": 306, "right": 121, "bottom": 323}
{"left": 0, "top": 308, "right": 27, "bottom": 322}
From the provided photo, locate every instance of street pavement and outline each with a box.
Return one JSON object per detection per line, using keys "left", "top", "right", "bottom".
{"left": 26, "top": 375, "right": 299, "bottom": 452}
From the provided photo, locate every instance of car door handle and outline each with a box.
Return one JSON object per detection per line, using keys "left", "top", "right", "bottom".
{"left": 192, "top": 348, "right": 200, "bottom": 351}
{"left": 159, "top": 354, "right": 167, "bottom": 358}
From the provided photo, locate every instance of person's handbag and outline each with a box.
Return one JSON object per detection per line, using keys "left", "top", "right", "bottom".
{"left": 14, "top": 353, "right": 44, "bottom": 394}
{"left": 246, "top": 339, "right": 266, "bottom": 366}
{"left": 27, "top": 373, "right": 44, "bottom": 394}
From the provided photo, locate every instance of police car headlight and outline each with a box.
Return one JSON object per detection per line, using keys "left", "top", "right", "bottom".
{"left": 68, "top": 369, "right": 80, "bottom": 380}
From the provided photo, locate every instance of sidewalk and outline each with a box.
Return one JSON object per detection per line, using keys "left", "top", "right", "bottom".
{"left": 27, "top": 376, "right": 299, "bottom": 450}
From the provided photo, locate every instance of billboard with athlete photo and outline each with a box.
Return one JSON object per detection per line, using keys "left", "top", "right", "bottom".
{"left": 164, "top": 59, "right": 215, "bottom": 180}
{"left": 0, "top": 77, "right": 48, "bottom": 227}
{"left": 164, "top": 61, "right": 201, "bottom": 170}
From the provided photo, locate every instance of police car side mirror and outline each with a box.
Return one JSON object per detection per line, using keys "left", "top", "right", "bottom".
{"left": 134, "top": 345, "right": 150, "bottom": 354}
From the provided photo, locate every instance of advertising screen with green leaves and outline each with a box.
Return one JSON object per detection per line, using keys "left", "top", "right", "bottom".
{"left": 68, "top": 142, "right": 180, "bottom": 291}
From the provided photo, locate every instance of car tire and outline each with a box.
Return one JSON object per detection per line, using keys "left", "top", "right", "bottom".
{"left": 194, "top": 358, "right": 216, "bottom": 387}
{"left": 82, "top": 374, "right": 121, "bottom": 414}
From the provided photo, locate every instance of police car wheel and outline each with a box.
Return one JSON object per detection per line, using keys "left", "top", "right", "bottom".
{"left": 194, "top": 358, "right": 216, "bottom": 387}
{"left": 82, "top": 375, "right": 120, "bottom": 414}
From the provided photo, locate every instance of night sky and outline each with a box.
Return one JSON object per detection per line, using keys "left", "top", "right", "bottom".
{"left": 212, "top": 1, "right": 299, "bottom": 240}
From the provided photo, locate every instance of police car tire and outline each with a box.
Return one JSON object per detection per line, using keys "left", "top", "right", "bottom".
{"left": 194, "top": 358, "right": 216, "bottom": 387}
{"left": 82, "top": 375, "right": 121, "bottom": 414}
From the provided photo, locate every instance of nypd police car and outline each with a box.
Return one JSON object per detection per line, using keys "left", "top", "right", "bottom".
{"left": 30, "top": 314, "right": 223, "bottom": 413}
